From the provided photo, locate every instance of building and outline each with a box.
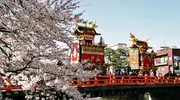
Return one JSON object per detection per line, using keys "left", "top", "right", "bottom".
{"left": 108, "top": 43, "right": 128, "bottom": 59}
{"left": 155, "top": 47, "right": 180, "bottom": 75}
{"left": 108, "top": 43, "right": 128, "bottom": 50}
{"left": 105, "top": 43, "right": 128, "bottom": 64}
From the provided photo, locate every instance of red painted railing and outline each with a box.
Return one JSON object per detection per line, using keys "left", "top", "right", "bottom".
{"left": 71, "top": 75, "right": 180, "bottom": 87}
{"left": 1, "top": 85, "right": 22, "bottom": 92}
{"left": 0, "top": 77, "right": 23, "bottom": 92}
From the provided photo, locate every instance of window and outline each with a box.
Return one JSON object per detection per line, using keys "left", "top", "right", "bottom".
{"left": 165, "top": 56, "right": 168, "bottom": 63}
{"left": 174, "top": 56, "right": 180, "bottom": 70}
{"left": 161, "top": 67, "right": 164, "bottom": 71}
{"left": 160, "top": 57, "right": 164, "bottom": 63}
{"left": 155, "top": 56, "right": 168, "bottom": 66}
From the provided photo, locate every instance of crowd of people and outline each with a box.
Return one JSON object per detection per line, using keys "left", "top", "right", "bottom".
{"left": 107, "top": 66, "right": 179, "bottom": 77}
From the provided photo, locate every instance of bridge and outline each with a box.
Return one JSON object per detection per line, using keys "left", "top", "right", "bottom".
{"left": 71, "top": 75, "right": 180, "bottom": 98}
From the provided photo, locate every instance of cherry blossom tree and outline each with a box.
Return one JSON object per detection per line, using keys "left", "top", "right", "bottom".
{"left": 0, "top": 0, "right": 99, "bottom": 99}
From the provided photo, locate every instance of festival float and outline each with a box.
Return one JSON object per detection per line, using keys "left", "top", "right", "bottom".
{"left": 129, "top": 33, "right": 157, "bottom": 73}
{"left": 71, "top": 20, "right": 106, "bottom": 65}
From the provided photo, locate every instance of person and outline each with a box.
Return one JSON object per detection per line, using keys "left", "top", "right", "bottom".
{"left": 149, "top": 70, "right": 154, "bottom": 76}
{"left": 138, "top": 70, "right": 143, "bottom": 76}
{"left": 129, "top": 71, "right": 133, "bottom": 76}
{"left": 115, "top": 69, "right": 120, "bottom": 76}
{"left": 124, "top": 65, "right": 131, "bottom": 75}
{"left": 172, "top": 71, "right": 178, "bottom": 76}
{"left": 164, "top": 71, "right": 172, "bottom": 76}
{"left": 158, "top": 73, "right": 162, "bottom": 76}
{"left": 129, "top": 71, "right": 137, "bottom": 76}
{"left": 122, "top": 70, "right": 128, "bottom": 76}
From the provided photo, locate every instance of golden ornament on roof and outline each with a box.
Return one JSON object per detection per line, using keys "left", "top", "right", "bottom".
{"left": 84, "top": 23, "right": 87, "bottom": 27}
{"left": 130, "top": 33, "right": 135, "bottom": 38}
{"left": 92, "top": 20, "right": 98, "bottom": 29}
{"left": 75, "top": 22, "right": 78, "bottom": 27}
{"left": 130, "top": 33, "right": 138, "bottom": 43}
{"left": 146, "top": 37, "right": 151, "bottom": 43}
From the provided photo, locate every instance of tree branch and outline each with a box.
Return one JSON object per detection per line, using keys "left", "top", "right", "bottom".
{"left": 6, "top": 55, "right": 46, "bottom": 74}
{"left": 0, "top": 47, "right": 8, "bottom": 56}
{"left": 0, "top": 27, "right": 11, "bottom": 33}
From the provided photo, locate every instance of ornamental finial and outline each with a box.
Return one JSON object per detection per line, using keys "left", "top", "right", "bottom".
{"left": 146, "top": 37, "right": 151, "bottom": 43}
{"left": 92, "top": 20, "right": 98, "bottom": 29}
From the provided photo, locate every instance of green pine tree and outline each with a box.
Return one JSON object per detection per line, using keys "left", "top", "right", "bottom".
{"left": 104, "top": 48, "right": 128, "bottom": 68}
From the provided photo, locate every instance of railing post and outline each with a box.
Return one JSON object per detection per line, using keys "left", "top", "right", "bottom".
{"left": 94, "top": 76, "right": 98, "bottom": 86}
{"left": 122, "top": 76, "right": 124, "bottom": 84}
{"left": 145, "top": 74, "right": 148, "bottom": 84}
{"left": 77, "top": 80, "right": 82, "bottom": 87}
{"left": 113, "top": 76, "right": 116, "bottom": 84}
{"left": 110, "top": 74, "right": 113, "bottom": 84}
{"left": 87, "top": 79, "right": 90, "bottom": 86}
{"left": 163, "top": 76, "right": 165, "bottom": 83}
{"left": 156, "top": 76, "right": 160, "bottom": 84}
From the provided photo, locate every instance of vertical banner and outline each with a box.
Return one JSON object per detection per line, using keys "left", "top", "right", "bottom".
{"left": 129, "top": 49, "right": 139, "bottom": 69}
{"left": 71, "top": 43, "right": 79, "bottom": 63}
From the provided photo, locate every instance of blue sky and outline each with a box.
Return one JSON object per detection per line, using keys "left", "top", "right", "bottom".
{"left": 75, "top": 0, "right": 180, "bottom": 50}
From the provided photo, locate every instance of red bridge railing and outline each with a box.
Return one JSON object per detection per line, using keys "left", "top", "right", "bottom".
{"left": 71, "top": 75, "right": 180, "bottom": 87}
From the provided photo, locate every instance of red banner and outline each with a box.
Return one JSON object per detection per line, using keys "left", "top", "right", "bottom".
{"left": 71, "top": 43, "right": 79, "bottom": 63}
{"left": 82, "top": 53, "right": 104, "bottom": 64}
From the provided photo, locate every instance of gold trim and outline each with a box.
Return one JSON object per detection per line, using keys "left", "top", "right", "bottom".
{"left": 82, "top": 52, "right": 104, "bottom": 55}
{"left": 82, "top": 46, "right": 104, "bottom": 51}
{"left": 92, "top": 21, "right": 98, "bottom": 29}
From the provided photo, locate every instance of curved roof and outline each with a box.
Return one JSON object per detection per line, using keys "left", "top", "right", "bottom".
{"left": 74, "top": 25, "right": 101, "bottom": 35}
